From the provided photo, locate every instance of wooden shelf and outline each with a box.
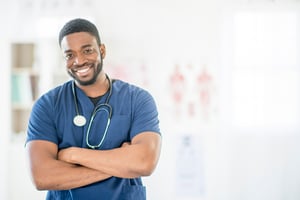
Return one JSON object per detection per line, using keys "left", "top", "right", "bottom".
{"left": 10, "top": 40, "right": 69, "bottom": 136}
{"left": 10, "top": 42, "right": 36, "bottom": 135}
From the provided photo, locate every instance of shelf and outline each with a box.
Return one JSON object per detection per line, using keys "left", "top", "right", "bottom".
{"left": 11, "top": 67, "right": 38, "bottom": 75}
{"left": 10, "top": 42, "right": 36, "bottom": 136}
{"left": 9, "top": 40, "right": 69, "bottom": 137}
{"left": 11, "top": 109, "right": 31, "bottom": 135}
{"left": 11, "top": 43, "right": 35, "bottom": 69}
{"left": 11, "top": 103, "right": 34, "bottom": 110}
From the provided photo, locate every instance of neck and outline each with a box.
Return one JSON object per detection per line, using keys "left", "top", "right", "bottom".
{"left": 76, "top": 72, "right": 109, "bottom": 98}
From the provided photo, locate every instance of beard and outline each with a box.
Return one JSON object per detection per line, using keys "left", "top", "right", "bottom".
{"left": 68, "top": 60, "right": 103, "bottom": 86}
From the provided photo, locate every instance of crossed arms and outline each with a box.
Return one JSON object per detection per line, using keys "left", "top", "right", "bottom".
{"left": 26, "top": 132, "right": 161, "bottom": 191}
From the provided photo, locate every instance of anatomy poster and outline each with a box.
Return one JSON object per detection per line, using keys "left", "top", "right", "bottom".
{"left": 168, "top": 63, "right": 217, "bottom": 123}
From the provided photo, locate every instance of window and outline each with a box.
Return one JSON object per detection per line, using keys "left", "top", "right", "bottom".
{"left": 222, "top": 9, "right": 300, "bottom": 134}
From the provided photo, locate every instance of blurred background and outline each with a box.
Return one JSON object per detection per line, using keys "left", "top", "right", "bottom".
{"left": 1, "top": 0, "right": 300, "bottom": 199}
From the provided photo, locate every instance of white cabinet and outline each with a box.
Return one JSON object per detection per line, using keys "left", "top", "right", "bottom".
{"left": 10, "top": 43, "right": 37, "bottom": 136}
{"left": 10, "top": 40, "right": 68, "bottom": 139}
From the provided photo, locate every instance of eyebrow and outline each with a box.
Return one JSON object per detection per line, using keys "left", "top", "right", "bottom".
{"left": 81, "top": 44, "right": 93, "bottom": 49}
{"left": 64, "top": 44, "right": 93, "bottom": 54}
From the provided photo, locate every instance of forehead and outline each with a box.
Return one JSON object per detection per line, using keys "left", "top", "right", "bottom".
{"left": 60, "top": 32, "right": 98, "bottom": 51}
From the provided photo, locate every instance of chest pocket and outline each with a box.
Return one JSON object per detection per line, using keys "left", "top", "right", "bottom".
{"left": 87, "top": 114, "right": 131, "bottom": 150}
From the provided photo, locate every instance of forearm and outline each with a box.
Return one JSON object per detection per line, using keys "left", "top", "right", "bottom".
{"left": 32, "top": 159, "right": 111, "bottom": 190}
{"left": 59, "top": 132, "right": 161, "bottom": 179}
{"left": 26, "top": 140, "right": 111, "bottom": 191}
{"left": 69, "top": 145, "right": 150, "bottom": 178}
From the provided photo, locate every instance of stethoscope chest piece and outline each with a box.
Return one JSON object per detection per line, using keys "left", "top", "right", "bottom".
{"left": 73, "top": 115, "right": 87, "bottom": 127}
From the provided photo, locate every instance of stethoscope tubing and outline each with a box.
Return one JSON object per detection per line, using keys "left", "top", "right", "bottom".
{"left": 72, "top": 74, "right": 113, "bottom": 149}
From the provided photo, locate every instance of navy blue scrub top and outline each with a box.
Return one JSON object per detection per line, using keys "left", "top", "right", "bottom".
{"left": 26, "top": 79, "right": 160, "bottom": 200}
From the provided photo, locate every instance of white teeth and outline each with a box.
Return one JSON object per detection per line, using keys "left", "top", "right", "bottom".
{"left": 73, "top": 65, "right": 91, "bottom": 73}
{"left": 77, "top": 67, "right": 90, "bottom": 73}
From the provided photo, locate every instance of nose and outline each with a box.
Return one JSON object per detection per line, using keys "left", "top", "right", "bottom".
{"left": 72, "top": 53, "right": 87, "bottom": 66}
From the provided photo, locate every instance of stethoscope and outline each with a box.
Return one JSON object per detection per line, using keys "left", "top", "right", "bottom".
{"left": 72, "top": 74, "right": 113, "bottom": 149}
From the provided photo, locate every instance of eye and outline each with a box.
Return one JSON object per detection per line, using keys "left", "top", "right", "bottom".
{"left": 64, "top": 53, "right": 74, "bottom": 61}
{"left": 83, "top": 47, "right": 95, "bottom": 55}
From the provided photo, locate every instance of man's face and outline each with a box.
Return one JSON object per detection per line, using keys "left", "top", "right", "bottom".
{"left": 60, "top": 32, "right": 104, "bottom": 86}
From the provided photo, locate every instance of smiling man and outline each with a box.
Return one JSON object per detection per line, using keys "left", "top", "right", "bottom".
{"left": 25, "top": 18, "right": 162, "bottom": 200}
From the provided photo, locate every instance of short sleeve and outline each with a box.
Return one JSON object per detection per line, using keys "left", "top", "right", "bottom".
{"left": 26, "top": 94, "right": 58, "bottom": 145}
{"left": 130, "top": 89, "right": 160, "bottom": 139}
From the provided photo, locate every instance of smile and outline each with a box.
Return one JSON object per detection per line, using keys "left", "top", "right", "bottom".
{"left": 72, "top": 64, "right": 93, "bottom": 75}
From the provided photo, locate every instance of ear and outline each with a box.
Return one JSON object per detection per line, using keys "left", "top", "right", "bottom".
{"left": 99, "top": 44, "right": 106, "bottom": 59}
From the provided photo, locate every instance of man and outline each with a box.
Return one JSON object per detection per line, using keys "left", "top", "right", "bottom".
{"left": 25, "top": 18, "right": 161, "bottom": 200}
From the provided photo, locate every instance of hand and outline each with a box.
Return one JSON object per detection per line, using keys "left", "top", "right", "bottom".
{"left": 58, "top": 147, "right": 79, "bottom": 164}
{"left": 121, "top": 141, "right": 131, "bottom": 148}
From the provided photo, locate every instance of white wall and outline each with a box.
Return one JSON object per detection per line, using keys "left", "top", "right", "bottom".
{"left": 0, "top": 2, "right": 14, "bottom": 198}
{"left": 0, "top": 27, "right": 10, "bottom": 200}
{"left": 2, "top": 0, "right": 300, "bottom": 200}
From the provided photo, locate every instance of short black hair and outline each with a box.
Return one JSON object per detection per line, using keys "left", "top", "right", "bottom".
{"left": 58, "top": 18, "right": 101, "bottom": 46}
